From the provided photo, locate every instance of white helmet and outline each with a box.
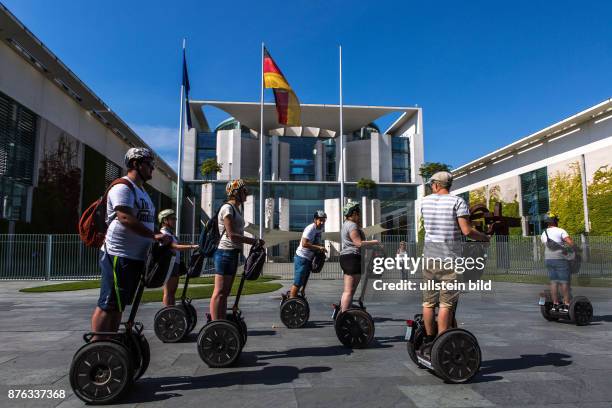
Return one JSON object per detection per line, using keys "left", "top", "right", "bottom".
{"left": 124, "top": 147, "right": 154, "bottom": 169}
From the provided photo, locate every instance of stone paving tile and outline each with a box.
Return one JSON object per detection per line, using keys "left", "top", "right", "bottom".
{"left": 0, "top": 279, "right": 611, "bottom": 407}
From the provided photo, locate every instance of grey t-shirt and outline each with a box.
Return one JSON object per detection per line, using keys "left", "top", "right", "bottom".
{"left": 340, "top": 220, "right": 365, "bottom": 256}
{"left": 217, "top": 203, "right": 244, "bottom": 250}
{"left": 103, "top": 177, "right": 155, "bottom": 261}
{"left": 295, "top": 223, "right": 323, "bottom": 260}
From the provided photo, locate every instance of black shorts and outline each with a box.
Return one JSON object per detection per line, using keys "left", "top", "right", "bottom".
{"left": 97, "top": 252, "right": 144, "bottom": 312}
{"left": 340, "top": 253, "right": 362, "bottom": 275}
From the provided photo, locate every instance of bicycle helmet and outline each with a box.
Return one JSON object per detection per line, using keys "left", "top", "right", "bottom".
{"left": 313, "top": 210, "right": 327, "bottom": 220}
{"left": 125, "top": 147, "right": 155, "bottom": 169}
{"left": 226, "top": 179, "right": 247, "bottom": 197}
{"left": 343, "top": 200, "right": 360, "bottom": 217}
{"left": 158, "top": 209, "right": 176, "bottom": 224}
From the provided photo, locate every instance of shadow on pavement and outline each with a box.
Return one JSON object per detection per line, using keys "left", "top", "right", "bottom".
{"left": 126, "top": 365, "right": 332, "bottom": 403}
{"left": 249, "top": 344, "right": 355, "bottom": 359}
{"left": 480, "top": 352, "right": 572, "bottom": 375}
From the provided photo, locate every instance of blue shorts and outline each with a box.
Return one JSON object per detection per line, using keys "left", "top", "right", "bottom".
{"left": 546, "top": 259, "right": 570, "bottom": 283}
{"left": 293, "top": 255, "right": 312, "bottom": 287}
{"left": 97, "top": 252, "right": 144, "bottom": 312}
{"left": 214, "top": 249, "right": 240, "bottom": 276}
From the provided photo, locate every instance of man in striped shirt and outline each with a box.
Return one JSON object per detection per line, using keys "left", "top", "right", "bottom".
{"left": 420, "top": 171, "right": 489, "bottom": 356}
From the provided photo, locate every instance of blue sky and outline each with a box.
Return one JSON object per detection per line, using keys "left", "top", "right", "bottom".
{"left": 4, "top": 0, "right": 612, "bottom": 172}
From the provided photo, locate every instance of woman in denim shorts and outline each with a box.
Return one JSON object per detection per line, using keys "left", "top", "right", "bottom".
{"left": 210, "top": 179, "right": 265, "bottom": 320}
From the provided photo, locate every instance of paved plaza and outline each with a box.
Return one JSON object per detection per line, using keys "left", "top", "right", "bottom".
{"left": 0, "top": 278, "right": 611, "bottom": 408}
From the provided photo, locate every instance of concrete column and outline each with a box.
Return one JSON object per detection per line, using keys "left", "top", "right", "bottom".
{"left": 278, "top": 197, "right": 290, "bottom": 260}
{"left": 271, "top": 135, "right": 279, "bottom": 181}
{"left": 315, "top": 141, "right": 324, "bottom": 181}
{"left": 265, "top": 198, "right": 275, "bottom": 229}
{"left": 579, "top": 154, "right": 591, "bottom": 233}
{"left": 325, "top": 198, "right": 341, "bottom": 255}
{"left": 200, "top": 183, "right": 215, "bottom": 220}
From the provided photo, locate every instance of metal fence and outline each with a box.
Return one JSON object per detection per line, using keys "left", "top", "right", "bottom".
{"left": 1, "top": 234, "right": 611, "bottom": 280}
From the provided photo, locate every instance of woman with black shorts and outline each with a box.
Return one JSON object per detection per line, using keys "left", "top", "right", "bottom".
{"left": 339, "top": 201, "right": 379, "bottom": 311}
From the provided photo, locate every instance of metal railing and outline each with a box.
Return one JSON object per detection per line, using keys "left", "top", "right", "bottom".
{"left": 0, "top": 234, "right": 611, "bottom": 280}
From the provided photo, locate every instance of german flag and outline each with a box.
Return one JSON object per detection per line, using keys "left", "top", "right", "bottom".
{"left": 264, "top": 48, "right": 301, "bottom": 126}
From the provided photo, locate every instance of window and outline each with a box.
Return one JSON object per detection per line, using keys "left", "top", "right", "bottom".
{"left": 392, "top": 136, "right": 410, "bottom": 182}
{"left": 196, "top": 132, "right": 217, "bottom": 180}
{"left": 0, "top": 91, "right": 37, "bottom": 222}
{"left": 457, "top": 191, "right": 469, "bottom": 204}
{"left": 520, "top": 167, "right": 549, "bottom": 235}
{"left": 283, "top": 137, "right": 317, "bottom": 181}
{"left": 104, "top": 160, "right": 121, "bottom": 188}
{"left": 324, "top": 139, "right": 336, "bottom": 181}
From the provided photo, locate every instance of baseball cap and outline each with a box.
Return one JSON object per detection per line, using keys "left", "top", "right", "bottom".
{"left": 427, "top": 171, "right": 453, "bottom": 187}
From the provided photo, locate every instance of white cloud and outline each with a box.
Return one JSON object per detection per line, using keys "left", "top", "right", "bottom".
{"left": 130, "top": 124, "right": 179, "bottom": 172}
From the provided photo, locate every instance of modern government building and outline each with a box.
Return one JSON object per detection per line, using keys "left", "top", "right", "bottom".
{"left": 0, "top": 5, "right": 176, "bottom": 234}
{"left": 179, "top": 101, "right": 424, "bottom": 258}
{"left": 451, "top": 99, "right": 612, "bottom": 237}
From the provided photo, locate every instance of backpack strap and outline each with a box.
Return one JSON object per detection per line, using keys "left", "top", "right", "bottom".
{"left": 106, "top": 177, "right": 138, "bottom": 223}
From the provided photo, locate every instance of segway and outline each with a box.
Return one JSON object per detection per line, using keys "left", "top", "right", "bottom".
{"left": 539, "top": 289, "right": 593, "bottom": 326}
{"left": 279, "top": 251, "right": 325, "bottom": 328}
{"left": 196, "top": 268, "right": 249, "bottom": 368}
{"left": 154, "top": 251, "right": 204, "bottom": 342}
{"left": 331, "top": 246, "right": 383, "bottom": 348}
{"left": 69, "top": 243, "right": 173, "bottom": 404}
{"left": 406, "top": 304, "right": 481, "bottom": 383}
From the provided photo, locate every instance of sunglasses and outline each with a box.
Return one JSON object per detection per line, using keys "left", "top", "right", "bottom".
{"left": 141, "top": 160, "right": 156, "bottom": 169}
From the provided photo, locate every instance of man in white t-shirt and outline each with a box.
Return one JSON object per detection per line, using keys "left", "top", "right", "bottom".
{"left": 290, "top": 210, "right": 327, "bottom": 298}
{"left": 540, "top": 214, "right": 574, "bottom": 311}
{"left": 91, "top": 148, "right": 171, "bottom": 336}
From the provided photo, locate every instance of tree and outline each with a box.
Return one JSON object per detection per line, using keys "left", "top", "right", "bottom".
{"left": 200, "top": 158, "right": 222, "bottom": 182}
{"left": 469, "top": 187, "right": 486, "bottom": 206}
{"left": 356, "top": 178, "right": 376, "bottom": 190}
{"left": 418, "top": 162, "right": 452, "bottom": 182}
{"left": 588, "top": 165, "right": 612, "bottom": 235}
{"left": 548, "top": 162, "right": 584, "bottom": 235}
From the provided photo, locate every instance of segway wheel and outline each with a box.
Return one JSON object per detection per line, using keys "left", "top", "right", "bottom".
{"left": 334, "top": 309, "right": 375, "bottom": 349}
{"left": 69, "top": 341, "right": 133, "bottom": 404}
{"left": 196, "top": 320, "right": 242, "bottom": 368}
{"left": 132, "top": 334, "right": 150, "bottom": 381}
{"left": 280, "top": 297, "right": 310, "bottom": 328}
{"left": 569, "top": 296, "right": 593, "bottom": 326}
{"left": 431, "top": 329, "right": 481, "bottom": 384}
{"left": 186, "top": 303, "right": 198, "bottom": 334}
{"left": 239, "top": 319, "right": 248, "bottom": 346}
{"left": 154, "top": 306, "right": 189, "bottom": 343}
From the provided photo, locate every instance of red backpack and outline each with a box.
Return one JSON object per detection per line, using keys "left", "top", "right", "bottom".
{"left": 78, "top": 178, "right": 136, "bottom": 247}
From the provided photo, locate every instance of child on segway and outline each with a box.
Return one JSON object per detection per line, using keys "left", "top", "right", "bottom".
{"left": 157, "top": 208, "right": 200, "bottom": 306}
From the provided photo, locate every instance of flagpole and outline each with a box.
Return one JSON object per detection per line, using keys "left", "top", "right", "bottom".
{"left": 175, "top": 38, "right": 186, "bottom": 236}
{"left": 259, "top": 42, "right": 265, "bottom": 240}
{"left": 339, "top": 45, "right": 345, "bottom": 243}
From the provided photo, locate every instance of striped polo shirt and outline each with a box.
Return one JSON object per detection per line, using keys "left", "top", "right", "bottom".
{"left": 421, "top": 193, "right": 470, "bottom": 242}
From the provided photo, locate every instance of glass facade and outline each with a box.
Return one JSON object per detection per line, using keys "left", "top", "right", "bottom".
{"left": 201, "top": 180, "right": 417, "bottom": 233}
{"left": 520, "top": 167, "right": 549, "bottom": 235}
{"left": 0, "top": 91, "right": 37, "bottom": 221}
{"left": 324, "top": 139, "right": 336, "bottom": 181}
{"left": 283, "top": 137, "right": 317, "bottom": 181}
{"left": 196, "top": 132, "right": 217, "bottom": 180}
{"left": 392, "top": 136, "right": 411, "bottom": 182}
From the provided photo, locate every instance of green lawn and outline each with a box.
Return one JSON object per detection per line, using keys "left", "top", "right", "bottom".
{"left": 20, "top": 275, "right": 281, "bottom": 293}
{"left": 140, "top": 280, "right": 282, "bottom": 303}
